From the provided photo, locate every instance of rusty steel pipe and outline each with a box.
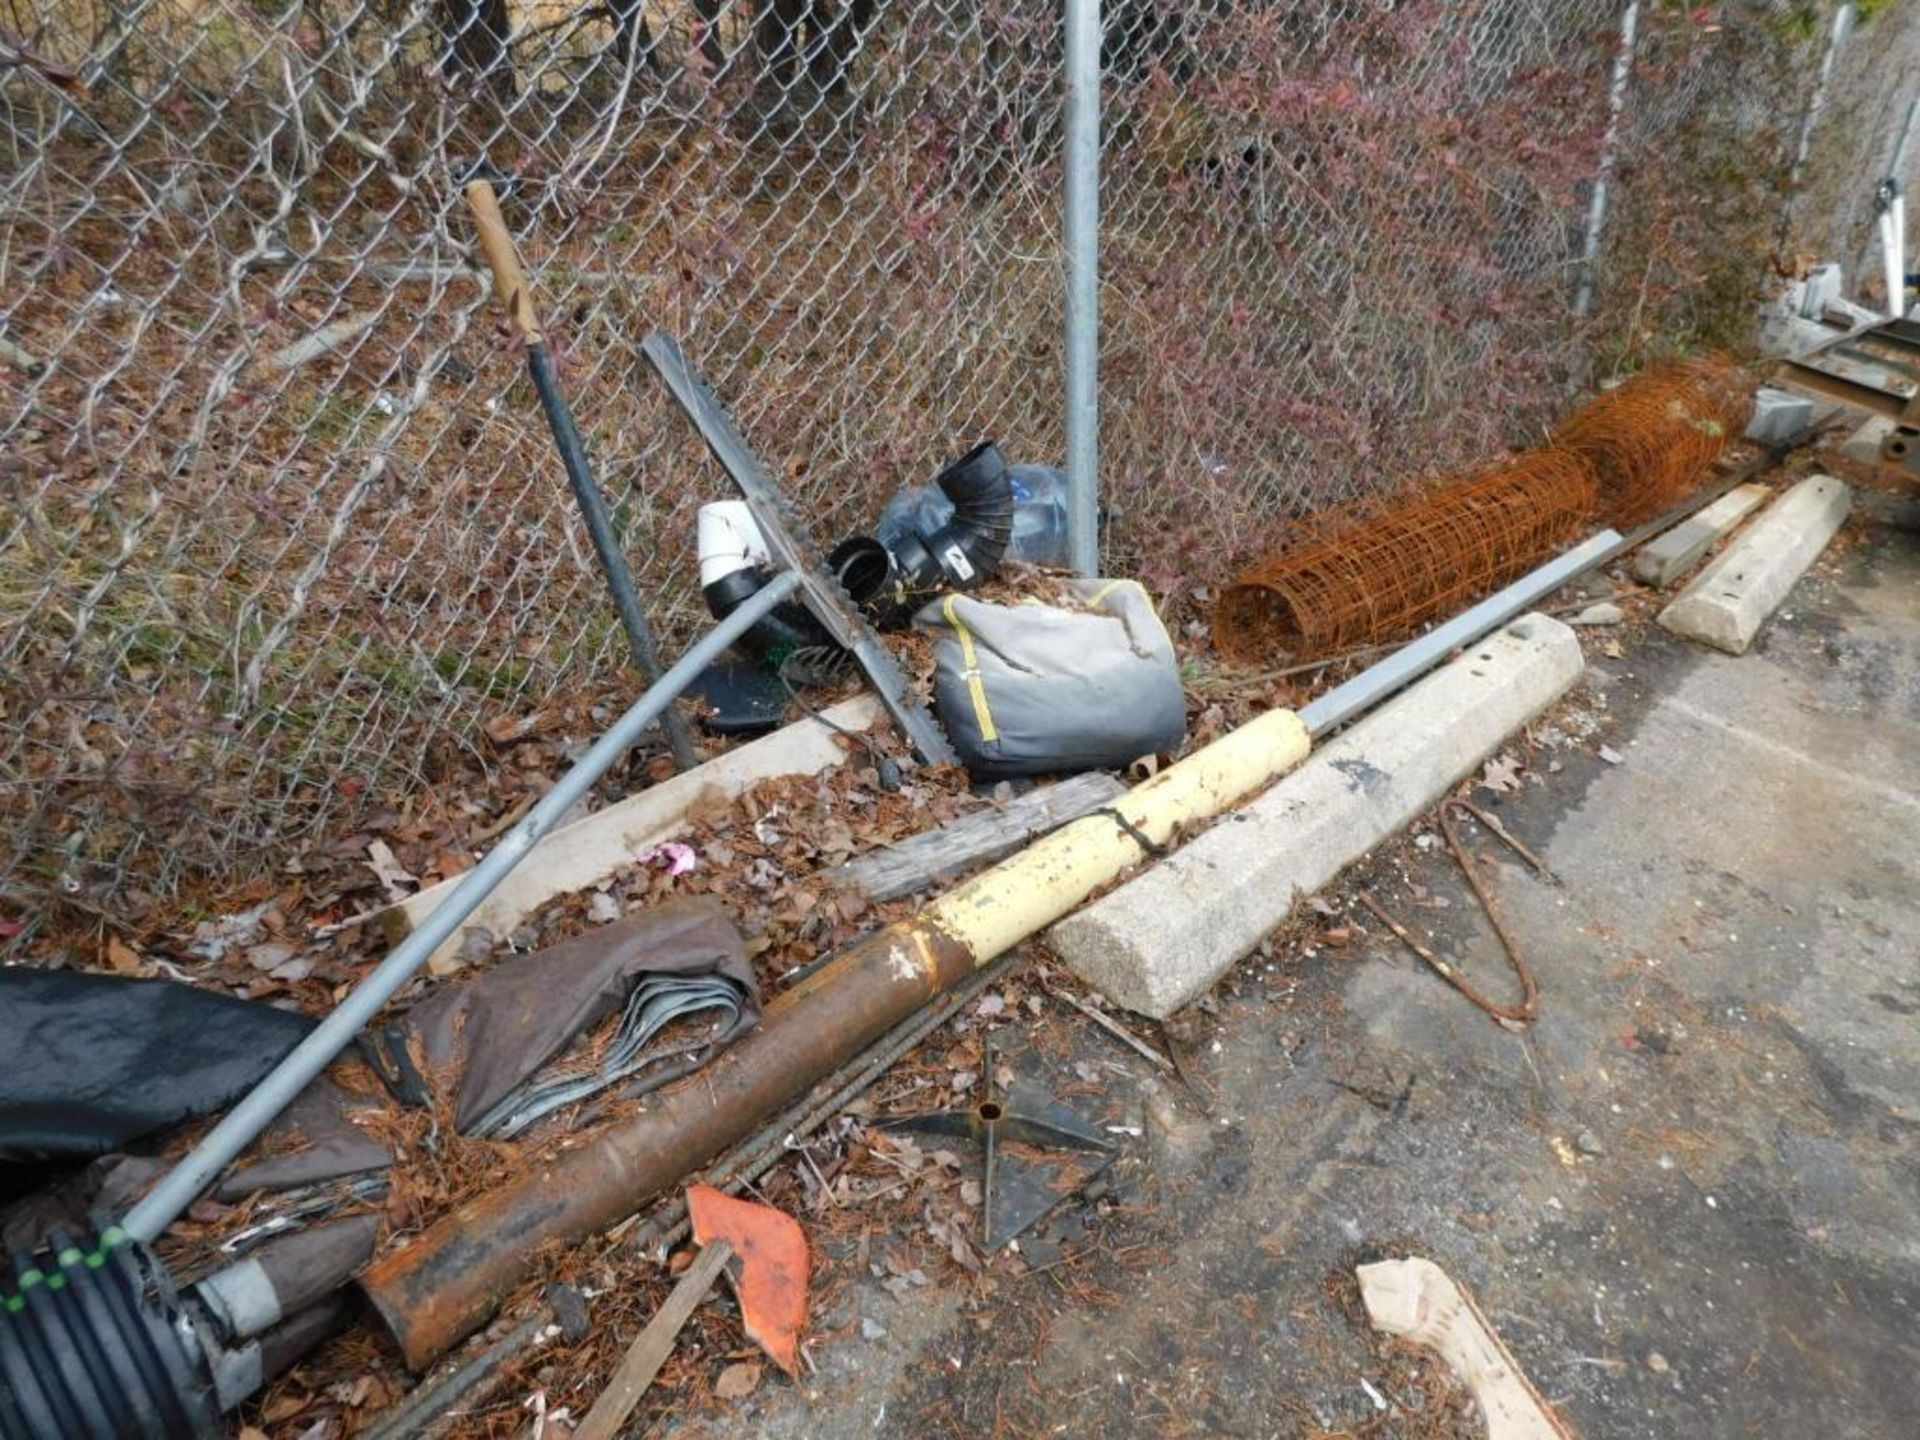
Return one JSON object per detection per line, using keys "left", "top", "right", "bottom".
{"left": 362, "top": 922, "right": 970, "bottom": 1367}
{"left": 360, "top": 709, "right": 1311, "bottom": 1367}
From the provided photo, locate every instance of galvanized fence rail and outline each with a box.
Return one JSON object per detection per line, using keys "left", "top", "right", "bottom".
{"left": 0, "top": 0, "right": 1885, "bottom": 934}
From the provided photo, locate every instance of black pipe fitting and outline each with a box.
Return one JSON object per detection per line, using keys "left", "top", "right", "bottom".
{"left": 830, "top": 442, "right": 1017, "bottom": 628}
{"left": 700, "top": 565, "right": 831, "bottom": 664}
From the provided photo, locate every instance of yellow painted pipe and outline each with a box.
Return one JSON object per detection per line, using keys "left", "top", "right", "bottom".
{"left": 927, "top": 707, "right": 1311, "bottom": 961}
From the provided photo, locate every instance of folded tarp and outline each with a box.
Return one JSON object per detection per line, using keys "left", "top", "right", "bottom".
{"left": 379, "top": 896, "right": 757, "bottom": 1136}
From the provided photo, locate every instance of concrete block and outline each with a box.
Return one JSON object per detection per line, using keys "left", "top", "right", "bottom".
{"left": 1842, "top": 415, "right": 1894, "bottom": 465}
{"left": 1795, "top": 263, "right": 1843, "bottom": 320}
{"left": 1049, "top": 615, "right": 1585, "bottom": 1018}
{"left": 1632, "top": 483, "right": 1771, "bottom": 589}
{"left": 1658, "top": 475, "right": 1851, "bottom": 655}
{"left": 1744, "top": 388, "right": 1815, "bottom": 444}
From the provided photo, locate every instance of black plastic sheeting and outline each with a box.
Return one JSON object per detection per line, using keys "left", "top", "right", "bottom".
{"left": 0, "top": 971, "right": 314, "bottom": 1201}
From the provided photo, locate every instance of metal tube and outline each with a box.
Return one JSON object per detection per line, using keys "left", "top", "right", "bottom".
{"left": 1882, "top": 201, "right": 1904, "bottom": 320}
{"left": 528, "top": 345, "right": 699, "bottom": 771}
{"left": 1779, "top": 2, "right": 1854, "bottom": 251}
{"left": 122, "top": 570, "right": 804, "bottom": 1244}
{"left": 1573, "top": 0, "right": 1639, "bottom": 318}
{"left": 1062, "top": 0, "right": 1101, "bottom": 575}
{"left": 1300, "top": 529, "right": 1622, "bottom": 737}
{"left": 1857, "top": 89, "right": 1920, "bottom": 294}
{"left": 1892, "top": 190, "right": 1908, "bottom": 318}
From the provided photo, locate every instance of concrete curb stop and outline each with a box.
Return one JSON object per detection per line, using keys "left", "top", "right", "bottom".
{"left": 1632, "top": 482, "right": 1772, "bottom": 589}
{"left": 1658, "top": 474, "right": 1851, "bottom": 655}
{"left": 1049, "top": 613, "right": 1586, "bottom": 1018}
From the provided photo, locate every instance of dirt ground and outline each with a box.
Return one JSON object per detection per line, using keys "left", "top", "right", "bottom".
{"left": 694, "top": 498, "right": 1920, "bottom": 1439}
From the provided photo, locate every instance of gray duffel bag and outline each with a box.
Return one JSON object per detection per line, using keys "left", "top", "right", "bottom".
{"left": 917, "top": 578, "right": 1187, "bottom": 779}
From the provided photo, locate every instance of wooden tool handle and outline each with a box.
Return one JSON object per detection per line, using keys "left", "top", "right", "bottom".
{"left": 464, "top": 179, "right": 543, "bottom": 344}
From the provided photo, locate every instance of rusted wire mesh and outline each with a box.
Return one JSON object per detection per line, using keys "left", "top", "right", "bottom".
{"left": 1212, "top": 451, "right": 1598, "bottom": 666}
{"left": 1552, "top": 355, "right": 1754, "bottom": 527}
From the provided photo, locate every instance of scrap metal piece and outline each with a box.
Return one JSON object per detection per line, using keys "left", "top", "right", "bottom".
{"left": 1358, "top": 796, "right": 1552, "bottom": 1025}
{"left": 686, "top": 1186, "right": 809, "bottom": 1376}
{"left": 1882, "top": 425, "right": 1920, "bottom": 475}
{"left": 1777, "top": 316, "right": 1920, "bottom": 428}
{"left": 641, "top": 332, "right": 957, "bottom": 767}
{"left": 882, "top": 1040, "right": 1114, "bottom": 1251}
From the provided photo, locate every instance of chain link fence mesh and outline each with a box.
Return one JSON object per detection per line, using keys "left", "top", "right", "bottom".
{"left": 0, "top": 0, "right": 1901, "bottom": 934}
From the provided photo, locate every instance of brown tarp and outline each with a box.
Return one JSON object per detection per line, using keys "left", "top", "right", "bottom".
{"left": 218, "top": 898, "right": 755, "bottom": 1197}
{"left": 385, "top": 897, "right": 756, "bottom": 1136}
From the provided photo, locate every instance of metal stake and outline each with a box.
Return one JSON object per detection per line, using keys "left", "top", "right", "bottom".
{"left": 466, "top": 177, "right": 699, "bottom": 772}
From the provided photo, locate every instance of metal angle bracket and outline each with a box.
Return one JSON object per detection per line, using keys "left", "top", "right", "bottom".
{"left": 880, "top": 1040, "right": 1115, "bottom": 1251}
{"left": 640, "top": 332, "right": 957, "bottom": 767}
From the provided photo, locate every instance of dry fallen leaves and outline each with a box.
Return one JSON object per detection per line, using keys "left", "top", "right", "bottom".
{"left": 714, "top": 1361, "right": 763, "bottom": 1400}
{"left": 1477, "top": 754, "right": 1522, "bottom": 794}
{"left": 365, "top": 839, "right": 417, "bottom": 901}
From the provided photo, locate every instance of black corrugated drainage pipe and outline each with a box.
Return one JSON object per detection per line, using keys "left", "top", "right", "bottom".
{"left": 0, "top": 1226, "right": 221, "bottom": 1440}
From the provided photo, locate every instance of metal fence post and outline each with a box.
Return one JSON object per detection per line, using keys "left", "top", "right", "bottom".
{"left": 1859, "top": 90, "right": 1919, "bottom": 310}
{"left": 1780, "top": 3, "right": 1856, "bottom": 255}
{"left": 1063, "top": 0, "right": 1102, "bottom": 576}
{"left": 1573, "top": 0, "right": 1640, "bottom": 318}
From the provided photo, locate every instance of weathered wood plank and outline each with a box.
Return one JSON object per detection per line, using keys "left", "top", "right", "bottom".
{"left": 572, "top": 1240, "right": 732, "bottom": 1440}
{"left": 374, "top": 696, "right": 882, "bottom": 973}
{"left": 829, "top": 771, "right": 1127, "bottom": 902}
{"left": 1358, "top": 1256, "right": 1576, "bottom": 1440}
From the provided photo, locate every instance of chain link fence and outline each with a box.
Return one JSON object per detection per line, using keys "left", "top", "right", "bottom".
{"left": 0, "top": 0, "right": 1899, "bottom": 935}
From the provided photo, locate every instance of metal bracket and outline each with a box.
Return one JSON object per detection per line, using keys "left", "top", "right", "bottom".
{"left": 882, "top": 1039, "right": 1114, "bottom": 1250}
{"left": 640, "top": 333, "right": 957, "bottom": 767}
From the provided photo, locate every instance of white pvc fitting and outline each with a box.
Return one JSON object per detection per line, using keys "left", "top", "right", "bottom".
{"left": 697, "top": 500, "right": 771, "bottom": 588}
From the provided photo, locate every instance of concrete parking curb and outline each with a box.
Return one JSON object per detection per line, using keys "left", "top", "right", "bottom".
{"left": 1633, "top": 482, "right": 1772, "bottom": 588}
{"left": 1049, "top": 613, "right": 1585, "bottom": 1017}
{"left": 1658, "top": 474, "right": 1851, "bottom": 655}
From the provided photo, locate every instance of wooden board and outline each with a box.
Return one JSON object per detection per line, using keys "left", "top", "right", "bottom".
{"left": 1358, "top": 1256, "right": 1576, "bottom": 1440}
{"left": 827, "top": 770, "right": 1128, "bottom": 901}
{"left": 374, "top": 696, "right": 882, "bottom": 974}
{"left": 1632, "top": 482, "right": 1771, "bottom": 588}
{"left": 572, "top": 1240, "right": 732, "bottom": 1440}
